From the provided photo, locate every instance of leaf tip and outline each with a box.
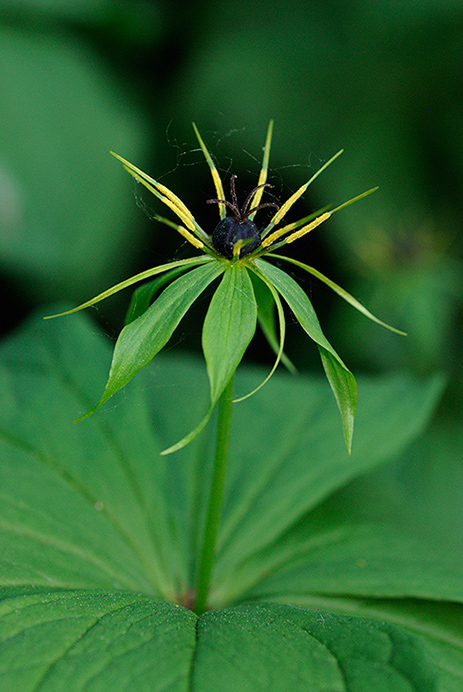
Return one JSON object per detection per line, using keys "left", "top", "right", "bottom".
{"left": 72, "top": 402, "right": 100, "bottom": 425}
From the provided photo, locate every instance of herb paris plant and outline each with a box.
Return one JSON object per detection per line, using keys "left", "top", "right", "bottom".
{"left": 47, "top": 122, "right": 404, "bottom": 456}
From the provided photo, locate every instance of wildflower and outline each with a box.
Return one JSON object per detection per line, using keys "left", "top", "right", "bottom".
{"left": 47, "top": 122, "right": 404, "bottom": 454}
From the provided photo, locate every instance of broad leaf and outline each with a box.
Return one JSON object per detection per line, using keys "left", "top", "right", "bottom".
{"left": 0, "top": 589, "right": 197, "bottom": 691}
{"left": 209, "top": 371, "right": 445, "bottom": 603}
{"left": 0, "top": 590, "right": 437, "bottom": 691}
{"left": 0, "top": 310, "right": 453, "bottom": 690}
{"left": 271, "top": 597, "right": 463, "bottom": 692}
{"left": 256, "top": 259, "right": 357, "bottom": 452}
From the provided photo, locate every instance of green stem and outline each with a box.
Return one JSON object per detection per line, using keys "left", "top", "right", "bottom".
{"left": 194, "top": 375, "right": 235, "bottom": 615}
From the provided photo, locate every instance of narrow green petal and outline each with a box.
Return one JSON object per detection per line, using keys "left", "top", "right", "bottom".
{"left": 234, "top": 266, "right": 286, "bottom": 402}
{"left": 267, "top": 254, "right": 406, "bottom": 335}
{"left": 248, "top": 120, "right": 273, "bottom": 221}
{"left": 192, "top": 122, "right": 226, "bottom": 219}
{"left": 261, "top": 150, "right": 343, "bottom": 238}
{"left": 330, "top": 187, "right": 378, "bottom": 214}
{"left": 44, "top": 256, "right": 214, "bottom": 319}
{"left": 74, "top": 261, "right": 224, "bottom": 422}
{"left": 160, "top": 406, "right": 214, "bottom": 456}
{"left": 256, "top": 259, "right": 357, "bottom": 453}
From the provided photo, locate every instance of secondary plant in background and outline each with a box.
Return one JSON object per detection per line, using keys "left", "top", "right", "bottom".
{"left": 47, "top": 122, "right": 403, "bottom": 615}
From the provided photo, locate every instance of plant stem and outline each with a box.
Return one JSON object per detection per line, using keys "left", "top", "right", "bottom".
{"left": 194, "top": 375, "right": 235, "bottom": 615}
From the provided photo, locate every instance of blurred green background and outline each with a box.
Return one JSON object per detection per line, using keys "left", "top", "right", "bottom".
{"left": 1, "top": 0, "right": 462, "bottom": 415}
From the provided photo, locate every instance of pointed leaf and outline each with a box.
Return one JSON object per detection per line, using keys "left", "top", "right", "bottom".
{"left": 202, "top": 264, "right": 257, "bottom": 404}
{"left": 81, "top": 261, "right": 224, "bottom": 419}
{"left": 256, "top": 259, "right": 357, "bottom": 452}
{"left": 162, "top": 265, "right": 258, "bottom": 454}
{"left": 159, "top": 264, "right": 260, "bottom": 455}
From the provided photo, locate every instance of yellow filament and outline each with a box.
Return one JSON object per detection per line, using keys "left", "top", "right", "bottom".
{"left": 285, "top": 212, "right": 331, "bottom": 243}
{"left": 263, "top": 150, "right": 343, "bottom": 237}
{"left": 192, "top": 123, "right": 226, "bottom": 219}
{"left": 248, "top": 120, "right": 274, "bottom": 220}
{"left": 262, "top": 212, "right": 331, "bottom": 248}
{"left": 268, "top": 181, "right": 310, "bottom": 228}
{"left": 176, "top": 225, "right": 204, "bottom": 249}
{"left": 111, "top": 152, "right": 197, "bottom": 231}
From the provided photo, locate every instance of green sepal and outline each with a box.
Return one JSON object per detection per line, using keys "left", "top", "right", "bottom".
{"left": 45, "top": 255, "right": 214, "bottom": 319}
{"left": 124, "top": 265, "right": 193, "bottom": 325}
{"left": 203, "top": 264, "right": 257, "bottom": 403}
{"left": 268, "top": 253, "right": 406, "bottom": 335}
{"left": 234, "top": 265, "right": 287, "bottom": 402}
{"left": 256, "top": 259, "right": 357, "bottom": 453}
{"left": 75, "top": 261, "right": 224, "bottom": 423}
{"left": 162, "top": 264, "right": 257, "bottom": 455}
{"left": 250, "top": 270, "right": 296, "bottom": 374}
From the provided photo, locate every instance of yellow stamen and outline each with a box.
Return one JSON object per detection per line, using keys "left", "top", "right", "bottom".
{"left": 262, "top": 150, "right": 343, "bottom": 238}
{"left": 111, "top": 152, "right": 197, "bottom": 232}
{"left": 285, "top": 212, "right": 331, "bottom": 243}
{"left": 233, "top": 239, "right": 246, "bottom": 258}
{"left": 262, "top": 212, "right": 331, "bottom": 248}
{"left": 248, "top": 120, "right": 273, "bottom": 220}
{"left": 267, "top": 181, "right": 311, "bottom": 229}
{"left": 176, "top": 225, "right": 204, "bottom": 249}
{"left": 192, "top": 123, "right": 226, "bottom": 219}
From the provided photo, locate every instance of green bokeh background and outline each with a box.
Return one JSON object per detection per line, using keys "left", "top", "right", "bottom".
{"left": 1, "top": 0, "right": 462, "bottom": 405}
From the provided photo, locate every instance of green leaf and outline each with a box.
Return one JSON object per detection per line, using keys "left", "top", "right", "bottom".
{"left": 270, "top": 598, "right": 463, "bottom": 692}
{"left": 0, "top": 590, "right": 197, "bottom": 691}
{"left": 256, "top": 258, "right": 357, "bottom": 453}
{"left": 0, "top": 590, "right": 437, "bottom": 691}
{"left": 202, "top": 264, "right": 257, "bottom": 404}
{"left": 80, "top": 261, "right": 224, "bottom": 420}
{"left": 243, "top": 521, "right": 463, "bottom": 603}
{"left": 0, "top": 310, "right": 452, "bottom": 689}
{"left": 210, "top": 371, "right": 445, "bottom": 604}
{"left": 192, "top": 602, "right": 438, "bottom": 691}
